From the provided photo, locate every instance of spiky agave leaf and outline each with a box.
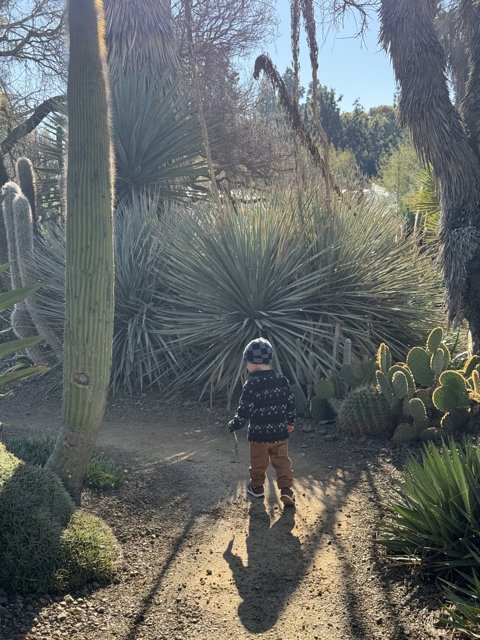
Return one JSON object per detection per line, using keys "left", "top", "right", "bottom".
{"left": 296, "top": 191, "right": 441, "bottom": 358}
{"left": 379, "top": 439, "right": 480, "bottom": 573}
{"left": 111, "top": 191, "right": 178, "bottom": 393}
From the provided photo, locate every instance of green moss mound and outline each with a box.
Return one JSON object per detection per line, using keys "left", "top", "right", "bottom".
{"left": 0, "top": 444, "right": 121, "bottom": 594}
{"left": 57, "top": 511, "right": 122, "bottom": 591}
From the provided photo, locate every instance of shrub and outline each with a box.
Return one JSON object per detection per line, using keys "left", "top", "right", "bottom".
{"left": 5, "top": 436, "right": 124, "bottom": 490}
{"left": 34, "top": 194, "right": 177, "bottom": 393}
{"left": 378, "top": 439, "right": 480, "bottom": 574}
{"left": 0, "top": 444, "right": 121, "bottom": 594}
{"left": 0, "top": 443, "right": 74, "bottom": 593}
{"left": 56, "top": 510, "right": 121, "bottom": 591}
{"left": 6, "top": 434, "right": 55, "bottom": 466}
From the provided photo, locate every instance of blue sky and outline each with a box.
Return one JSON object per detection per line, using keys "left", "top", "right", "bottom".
{"left": 244, "top": 2, "right": 398, "bottom": 112}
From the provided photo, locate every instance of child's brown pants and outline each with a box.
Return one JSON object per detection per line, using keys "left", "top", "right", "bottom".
{"left": 249, "top": 440, "right": 293, "bottom": 489}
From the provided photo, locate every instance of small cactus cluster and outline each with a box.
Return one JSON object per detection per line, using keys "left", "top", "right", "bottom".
{"left": 293, "top": 337, "right": 377, "bottom": 424}
{"left": 2, "top": 160, "right": 62, "bottom": 364}
{"left": 376, "top": 330, "right": 450, "bottom": 445}
{"left": 293, "top": 327, "right": 480, "bottom": 443}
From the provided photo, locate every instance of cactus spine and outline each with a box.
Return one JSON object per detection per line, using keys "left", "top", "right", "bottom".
{"left": 46, "top": 0, "right": 115, "bottom": 499}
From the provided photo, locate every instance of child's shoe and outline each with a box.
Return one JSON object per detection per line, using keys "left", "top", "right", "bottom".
{"left": 247, "top": 483, "right": 264, "bottom": 498}
{"left": 280, "top": 487, "right": 295, "bottom": 506}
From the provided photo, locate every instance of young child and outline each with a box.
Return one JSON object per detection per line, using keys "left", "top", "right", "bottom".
{"left": 228, "top": 338, "right": 296, "bottom": 506}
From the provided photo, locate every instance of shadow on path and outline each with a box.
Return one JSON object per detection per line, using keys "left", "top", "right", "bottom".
{"left": 223, "top": 500, "right": 304, "bottom": 633}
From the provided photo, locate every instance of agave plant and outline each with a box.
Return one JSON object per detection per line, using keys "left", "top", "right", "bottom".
{"left": 158, "top": 192, "right": 440, "bottom": 402}
{"left": 442, "top": 571, "right": 480, "bottom": 638}
{"left": 379, "top": 439, "right": 480, "bottom": 574}
{"left": 0, "top": 266, "right": 47, "bottom": 386}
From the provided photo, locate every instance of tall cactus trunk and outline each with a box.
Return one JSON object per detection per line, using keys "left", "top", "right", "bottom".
{"left": 46, "top": 0, "right": 115, "bottom": 500}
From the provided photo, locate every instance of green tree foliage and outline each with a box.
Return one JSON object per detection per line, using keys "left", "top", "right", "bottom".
{"left": 341, "top": 102, "right": 403, "bottom": 176}
{"left": 377, "top": 139, "right": 423, "bottom": 214}
{"left": 301, "top": 81, "right": 344, "bottom": 148}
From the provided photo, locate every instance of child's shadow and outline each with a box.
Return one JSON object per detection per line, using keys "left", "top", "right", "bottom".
{"left": 223, "top": 500, "right": 304, "bottom": 633}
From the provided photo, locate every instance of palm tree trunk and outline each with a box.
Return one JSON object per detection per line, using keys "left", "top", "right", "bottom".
{"left": 46, "top": 0, "right": 115, "bottom": 499}
{"left": 380, "top": 0, "right": 480, "bottom": 350}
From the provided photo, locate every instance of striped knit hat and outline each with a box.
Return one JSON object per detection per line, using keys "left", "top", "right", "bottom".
{"left": 243, "top": 338, "right": 273, "bottom": 364}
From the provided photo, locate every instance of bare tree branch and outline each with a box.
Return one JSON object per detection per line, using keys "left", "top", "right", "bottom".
{"left": 1, "top": 94, "right": 66, "bottom": 154}
{"left": 253, "top": 54, "right": 340, "bottom": 195}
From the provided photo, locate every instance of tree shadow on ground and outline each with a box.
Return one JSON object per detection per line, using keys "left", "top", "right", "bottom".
{"left": 223, "top": 500, "right": 303, "bottom": 633}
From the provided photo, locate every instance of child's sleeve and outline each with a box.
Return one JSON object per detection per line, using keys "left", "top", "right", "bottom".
{"left": 228, "top": 380, "right": 255, "bottom": 432}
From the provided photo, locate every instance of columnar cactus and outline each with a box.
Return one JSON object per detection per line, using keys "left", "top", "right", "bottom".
{"left": 13, "top": 192, "right": 62, "bottom": 359}
{"left": 16, "top": 158, "right": 39, "bottom": 236}
{"left": 2, "top": 182, "right": 46, "bottom": 365}
{"left": 46, "top": 0, "right": 115, "bottom": 499}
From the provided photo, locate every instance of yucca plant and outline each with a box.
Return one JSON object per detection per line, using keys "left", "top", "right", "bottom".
{"left": 111, "top": 192, "right": 177, "bottom": 392}
{"left": 111, "top": 71, "right": 206, "bottom": 201}
{"left": 33, "top": 194, "right": 177, "bottom": 393}
{"left": 158, "top": 192, "right": 440, "bottom": 402}
{"left": 0, "top": 266, "right": 48, "bottom": 385}
{"left": 379, "top": 439, "right": 480, "bottom": 574}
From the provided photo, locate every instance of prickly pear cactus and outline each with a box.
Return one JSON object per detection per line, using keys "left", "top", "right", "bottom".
{"left": 407, "top": 347, "right": 435, "bottom": 387}
{"left": 432, "top": 371, "right": 470, "bottom": 412}
{"left": 426, "top": 327, "right": 443, "bottom": 353}
{"left": 336, "top": 386, "right": 393, "bottom": 437}
{"left": 376, "top": 343, "right": 392, "bottom": 374}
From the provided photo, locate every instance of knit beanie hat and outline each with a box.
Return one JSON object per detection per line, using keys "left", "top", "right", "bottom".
{"left": 243, "top": 338, "right": 273, "bottom": 364}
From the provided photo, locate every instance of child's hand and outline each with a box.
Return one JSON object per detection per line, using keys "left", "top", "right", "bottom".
{"left": 287, "top": 423, "right": 295, "bottom": 433}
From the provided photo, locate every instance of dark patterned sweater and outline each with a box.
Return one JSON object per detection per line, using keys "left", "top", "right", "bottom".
{"left": 228, "top": 370, "right": 295, "bottom": 443}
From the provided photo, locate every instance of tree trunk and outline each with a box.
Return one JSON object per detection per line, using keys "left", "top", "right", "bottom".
{"left": 380, "top": 0, "right": 480, "bottom": 350}
{"left": 46, "top": 0, "right": 115, "bottom": 500}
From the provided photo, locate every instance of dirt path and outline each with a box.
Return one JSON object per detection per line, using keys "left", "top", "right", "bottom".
{"left": 0, "top": 383, "right": 449, "bottom": 640}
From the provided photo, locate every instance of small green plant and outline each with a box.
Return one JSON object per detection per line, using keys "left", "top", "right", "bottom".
{"left": 5, "top": 434, "right": 55, "bottom": 466}
{"left": 85, "top": 457, "right": 126, "bottom": 490}
{"left": 442, "top": 572, "right": 480, "bottom": 638}
{"left": 56, "top": 510, "right": 121, "bottom": 590}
